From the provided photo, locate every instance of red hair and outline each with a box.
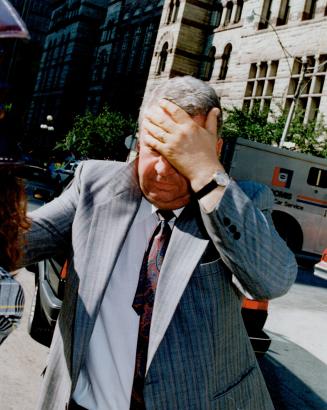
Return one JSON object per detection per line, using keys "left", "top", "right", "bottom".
{"left": 0, "top": 168, "right": 30, "bottom": 270}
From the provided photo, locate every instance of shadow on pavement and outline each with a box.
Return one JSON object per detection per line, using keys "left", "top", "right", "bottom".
{"left": 258, "top": 333, "right": 327, "bottom": 410}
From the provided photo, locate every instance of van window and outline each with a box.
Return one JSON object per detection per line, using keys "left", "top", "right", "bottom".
{"left": 307, "top": 167, "right": 327, "bottom": 188}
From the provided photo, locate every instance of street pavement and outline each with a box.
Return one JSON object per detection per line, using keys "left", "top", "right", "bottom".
{"left": 261, "top": 266, "right": 327, "bottom": 409}
{"left": 0, "top": 269, "right": 48, "bottom": 410}
{"left": 0, "top": 266, "right": 326, "bottom": 409}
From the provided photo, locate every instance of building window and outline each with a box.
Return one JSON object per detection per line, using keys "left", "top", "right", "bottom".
{"left": 166, "top": 0, "right": 174, "bottom": 24}
{"left": 218, "top": 43, "right": 232, "bottom": 80}
{"left": 139, "top": 23, "right": 155, "bottom": 71}
{"left": 223, "top": 1, "right": 233, "bottom": 26}
{"left": 302, "top": 0, "right": 317, "bottom": 21}
{"left": 276, "top": 0, "right": 290, "bottom": 26}
{"left": 307, "top": 167, "right": 327, "bottom": 188}
{"left": 166, "top": 0, "right": 179, "bottom": 24}
{"left": 202, "top": 47, "right": 216, "bottom": 81}
{"left": 285, "top": 55, "right": 327, "bottom": 122}
{"left": 243, "top": 60, "right": 279, "bottom": 113}
{"left": 127, "top": 26, "right": 142, "bottom": 73}
{"left": 234, "top": 0, "right": 244, "bottom": 24}
{"left": 258, "top": 0, "right": 273, "bottom": 30}
{"left": 157, "top": 42, "right": 169, "bottom": 75}
{"left": 173, "top": 0, "right": 180, "bottom": 22}
{"left": 212, "top": 2, "right": 223, "bottom": 28}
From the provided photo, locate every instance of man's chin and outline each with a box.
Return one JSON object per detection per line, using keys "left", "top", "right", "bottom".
{"left": 144, "top": 192, "right": 191, "bottom": 210}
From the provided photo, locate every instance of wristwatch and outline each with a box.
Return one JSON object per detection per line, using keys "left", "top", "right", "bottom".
{"left": 194, "top": 170, "right": 230, "bottom": 200}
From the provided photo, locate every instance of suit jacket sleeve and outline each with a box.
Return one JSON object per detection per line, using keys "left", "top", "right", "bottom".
{"left": 200, "top": 180, "right": 298, "bottom": 300}
{"left": 22, "top": 162, "right": 84, "bottom": 265}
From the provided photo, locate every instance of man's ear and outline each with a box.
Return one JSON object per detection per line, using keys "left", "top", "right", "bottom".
{"left": 205, "top": 107, "right": 220, "bottom": 135}
{"left": 216, "top": 138, "right": 223, "bottom": 155}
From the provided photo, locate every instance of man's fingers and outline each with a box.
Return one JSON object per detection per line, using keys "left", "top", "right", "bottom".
{"left": 159, "top": 99, "right": 191, "bottom": 123}
{"left": 205, "top": 107, "right": 219, "bottom": 136}
{"left": 142, "top": 133, "right": 164, "bottom": 153}
{"left": 144, "top": 106, "right": 176, "bottom": 133}
{"left": 142, "top": 118, "right": 168, "bottom": 142}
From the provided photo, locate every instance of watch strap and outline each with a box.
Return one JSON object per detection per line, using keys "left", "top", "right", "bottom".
{"left": 193, "top": 179, "right": 218, "bottom": 200}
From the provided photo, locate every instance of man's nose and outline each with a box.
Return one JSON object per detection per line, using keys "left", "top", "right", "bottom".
{"left": 155, "top": 156, "right": 176, "bottom": 176}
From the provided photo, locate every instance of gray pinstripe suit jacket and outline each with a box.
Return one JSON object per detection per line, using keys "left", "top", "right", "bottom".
{"left": 25, "top": 160, "right": 297, "bottom": 410}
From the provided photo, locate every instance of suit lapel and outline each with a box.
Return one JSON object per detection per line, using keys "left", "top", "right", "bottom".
{"left": 146, "top": 202, "right": 209, "bottom": 373}
{"left": 72, "top": 162, "right": 142, "bottom": 385}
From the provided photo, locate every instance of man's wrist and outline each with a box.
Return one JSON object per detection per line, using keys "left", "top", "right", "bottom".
{"left": 192, "top": 168, "right": 229, "bottom": 199}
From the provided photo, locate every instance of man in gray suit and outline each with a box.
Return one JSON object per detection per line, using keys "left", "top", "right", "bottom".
{"left": 25, "top": 76, "right": 297, "bottom": 410}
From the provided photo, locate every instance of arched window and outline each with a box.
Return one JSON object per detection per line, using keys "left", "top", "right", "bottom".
{"left": 219, "top": 43, "right": 232, "bottom": 80}
{"left": 234, "top": 0, "right": 243, "bottom": 24}
{"left": 172, "top": 0, "right": 180, "bottom": 22}
{"left": 223, "top": 1, "right": 233, "bottom": 26}
{"left": 157, "top": 42, "right": 169, "bottom": 75}
{"left": 166, "top": 0, "right": 174, "bottom": 24}
{"left": 212, "top": 2, "right": 223, "bottom": 28}
{"left": 203, "top": 47, "right": 216, "bottom": 81}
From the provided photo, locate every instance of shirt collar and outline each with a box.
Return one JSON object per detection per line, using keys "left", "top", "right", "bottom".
{"left": 136, "top": 197, "right": 184, "bottom": 224}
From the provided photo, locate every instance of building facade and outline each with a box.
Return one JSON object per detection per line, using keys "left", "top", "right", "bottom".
{"left": 27, "top": 0, "right": 108, "bottom": 146}
{"left": 87, "top": 0, "right": 164, "bottom": 117}
{"left": 144, "top": 0, "right": 327, "bottom": 126}
{"left": 27, "top": 0, "right": 164, "bottom": 151}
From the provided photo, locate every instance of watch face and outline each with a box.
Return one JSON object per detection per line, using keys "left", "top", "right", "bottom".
{"left": 214, "top": 172, "right": 230, "bottom": 187}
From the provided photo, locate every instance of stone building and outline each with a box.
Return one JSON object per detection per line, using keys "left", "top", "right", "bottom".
{"left": 145, "top": 0, "right": 327, "bottom": 125}
{"left": 27, "top": 0, "right": 164, "bottom": 150}
{"left": 87, "top": 0, "right": 164, "bottom": 117}
{"left": 27, "top": 0, "right": 108, "bottom": 145}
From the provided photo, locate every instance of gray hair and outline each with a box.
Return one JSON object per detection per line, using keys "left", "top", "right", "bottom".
{"left": 140, "top": 76, "right": 223, "bottom": 135}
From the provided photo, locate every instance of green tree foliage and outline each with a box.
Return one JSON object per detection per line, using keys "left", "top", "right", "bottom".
{"left": 56, "top": 106, "right": 136, "bottom": 160}
{"left": 222, "top": 105, "right": 327, "bottom": 158}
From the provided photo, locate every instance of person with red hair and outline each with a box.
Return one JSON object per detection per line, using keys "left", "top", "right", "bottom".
{"left": 0, "top": 121, "right": 29, "bottom": 344}
{"left": 0, "top": 0, "right": 30, "bottom": 344}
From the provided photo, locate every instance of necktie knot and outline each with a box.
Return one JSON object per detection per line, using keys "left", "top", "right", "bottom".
{"left": 156, "top": 209, "right": 175, "bottom": 222}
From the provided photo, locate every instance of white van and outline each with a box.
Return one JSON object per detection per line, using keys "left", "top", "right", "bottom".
{"left": 222, "top": 138, "right": 327, "bottom": 257}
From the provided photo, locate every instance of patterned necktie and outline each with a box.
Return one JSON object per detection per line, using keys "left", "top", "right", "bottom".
{"left": 130, "top": 209, "right": 175, "bottom": 410}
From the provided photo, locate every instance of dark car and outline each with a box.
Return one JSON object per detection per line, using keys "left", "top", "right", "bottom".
{"left": 20, "top": 165, "right": 59, "bottom": 211}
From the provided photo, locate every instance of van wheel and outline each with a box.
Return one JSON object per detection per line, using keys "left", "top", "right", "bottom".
{"left": 272, "top": 211, "right": 303, "bottom": 253}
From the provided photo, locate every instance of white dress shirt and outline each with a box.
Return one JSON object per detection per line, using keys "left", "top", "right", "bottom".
{"left": 73, "top": 199, "right": 181, "bottom": 410}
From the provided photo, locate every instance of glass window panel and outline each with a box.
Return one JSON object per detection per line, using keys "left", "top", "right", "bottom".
{"left": 265, "top": 79, "right": 275, "bottom": 96}
{"left": 249, "top": 63, "right": 257, "bottom": 79}
{"left": 259, "top": 61, "right": 268, "bottom": 78}
{"left": 307, "top": 167, "right": 327, "bottom": 188}
{"left": 313, "top": 75, "right": 325, "bottom": 94}
{"left": 318, "top": 55, "right": 327, "bottom": 73}
{"left": 255, "top": 80, "right": 264, "bottom": 96}
{"left": 269, "top": 60, "right": 279, "bottom": 77}
{"left": 243, "top": 99, "right": 251, "bottom": 111}
{"left": 245, "top": 82, "right": 255, "bottom": 97}
{"left": 301, "top": 75, "right": 312, "bottom": 94}
{"left": 308, "top": 97, "right": 320, "bottom": 121}
{"left": 288, "top": 78, "right": 299, "bottom": 95}
{"left": 292, "top": 59, "right": 302, "bottom": 75}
